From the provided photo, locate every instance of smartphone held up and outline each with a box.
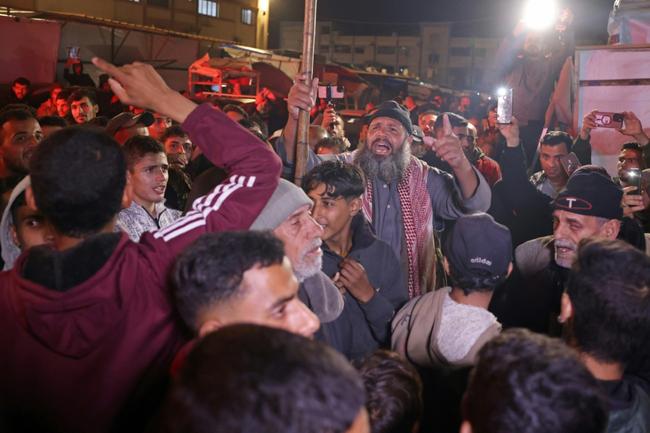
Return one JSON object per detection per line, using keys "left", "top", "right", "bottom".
{"left": 594, "top": 112, "right": 624, "bottom": 129}
{"left": 496, "top": 87, "right": 513, "bottom": 124}
{"left": 624, "top": 167, "right": 642, "bottom": 195}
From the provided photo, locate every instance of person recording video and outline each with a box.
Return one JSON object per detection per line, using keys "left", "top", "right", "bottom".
{"left": 485, "top": 3, "right": 574, "bottom": 167}
{"left": 64, "top": 47, "right": 96, "bottom": 88}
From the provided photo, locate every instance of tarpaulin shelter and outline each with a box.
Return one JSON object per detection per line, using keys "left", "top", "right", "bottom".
{"left": 188, "top": 54, "right": 259, "bottom": 99}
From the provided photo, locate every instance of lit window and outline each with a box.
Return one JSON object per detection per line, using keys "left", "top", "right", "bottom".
{"left": 128, "top": 0, "right": 141, "bottom": 2}
{"left": 198, "top": 0, "right": 219, "bottom": 17}
{"left": 241, "top": 8, "right": 253, "bottom": 25}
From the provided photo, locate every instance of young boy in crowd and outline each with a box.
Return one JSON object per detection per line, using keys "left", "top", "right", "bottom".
{"left": 0, "top": 57, "right": 281, "bottom": 433}
{"left": 392, "top": 213, "right": 512, "bottom": 368}
{"left": 116, "top": 135, "right": 181, "bottom": 241}
{"left": 0, "top": 177, "right": 53, "bottom": 270}
{"left": 302, "top": 161, "right": 408, "bottom": 360}
{"left": 560, "top": 239, "right": 650, "bottom": 433}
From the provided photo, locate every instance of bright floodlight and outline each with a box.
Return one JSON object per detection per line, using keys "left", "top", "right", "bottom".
{"left": 522, "top": 0, "right": 558, "bottom": 31}
{"left": 496, "top": 87, "right": 508, "bottom": 97}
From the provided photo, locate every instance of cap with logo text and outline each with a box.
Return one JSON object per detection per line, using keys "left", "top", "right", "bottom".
{"left": 443, "top": 213, "right": 512, "bottom": 281}
{"left": 553, "top": 170, "right": 623, "bottom": 220}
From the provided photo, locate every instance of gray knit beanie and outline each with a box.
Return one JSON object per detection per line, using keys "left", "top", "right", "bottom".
{"left": 250, "top": 179, "right": 313, "bottom": 230}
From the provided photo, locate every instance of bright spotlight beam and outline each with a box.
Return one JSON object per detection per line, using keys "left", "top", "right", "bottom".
{"left": 522, "top": 0, "right": 558, "bottom": 31}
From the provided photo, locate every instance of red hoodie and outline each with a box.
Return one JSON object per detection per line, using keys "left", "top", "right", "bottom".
{"left": 0, "top": 104, "right": 281, "bottom": 433}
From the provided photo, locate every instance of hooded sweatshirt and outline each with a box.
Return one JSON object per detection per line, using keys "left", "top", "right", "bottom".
{"left": 0, "top": 104, "right": 281, "bottom": 433}
{"left": 0, "top": 175, "right": 30, "bottom": 269}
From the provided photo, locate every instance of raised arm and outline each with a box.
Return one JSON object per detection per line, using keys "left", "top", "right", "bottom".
{"left": 92, "top": 57, "right": 281, "bottom": 250}
{"left": 280, "top": 74, "right": 319, "bottom": 164}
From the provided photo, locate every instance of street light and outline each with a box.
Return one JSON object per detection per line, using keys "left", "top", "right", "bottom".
{"left": 522, "top": 0, "right": 558, "bottom": 31}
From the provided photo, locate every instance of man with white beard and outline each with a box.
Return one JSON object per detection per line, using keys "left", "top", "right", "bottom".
{"left": 279, "top": 76, "right": 491, "bottom": 297}
{"left": 489, "top": 168, "right": 624, "bottom": 335}
{"left": 250, "top": 178, "right": 398, "bottom": 358}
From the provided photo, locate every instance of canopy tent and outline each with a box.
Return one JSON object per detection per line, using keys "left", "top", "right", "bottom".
{"left": 188, "top": 53, "right": 259, "bottom": 99}
{"left": 251, "top": 62, "right": 293, "bottom": 98}
{"left": 222, "top": 44, "right": 301, "bottom": 86}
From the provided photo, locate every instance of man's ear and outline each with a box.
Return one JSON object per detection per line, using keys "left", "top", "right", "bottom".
{"left": 459, "top": 420, "right": 473, "bottom": 433}
{"left": 602, "top": 219, "right": 621, "bottom": 239}
{"left": 349, "top": 196, "right": 363, "bottom": 216}
{"left": 559, "top": 292, "right": 574, "bottom": 324}
{"left": 121, "top": 173, "right": 132, "bottom": 209}
{"left": 442, "top": 256, "right": 451, "bottom": 275}
{"left": 198, "top": 319, "right": 222, "bottom": 339}
{"left": 25, "top": 186, "right": 38, "bottom": 211}
{"left": 10, "top": 225, "right": 20, "bottom": 249}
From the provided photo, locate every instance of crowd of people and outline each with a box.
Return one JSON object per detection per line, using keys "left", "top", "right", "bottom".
{"left": 0, "top": 17, "right": 649, "bottom": 433}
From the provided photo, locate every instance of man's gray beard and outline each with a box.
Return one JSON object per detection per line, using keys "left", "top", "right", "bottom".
{"left": 354, "top": 140, "right": 411, "bottom": 184}
{"left": 293, "top": 255, "right": 322, "bottom": 282}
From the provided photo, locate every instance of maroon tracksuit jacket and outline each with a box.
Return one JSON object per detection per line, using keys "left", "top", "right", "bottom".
{"left": 0, "top": 104, "right": 281, "bottom": 433}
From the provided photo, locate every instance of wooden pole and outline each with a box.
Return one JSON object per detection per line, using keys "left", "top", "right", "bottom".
{"left": 294, "top": 0, "right": 318, "bottom": 186}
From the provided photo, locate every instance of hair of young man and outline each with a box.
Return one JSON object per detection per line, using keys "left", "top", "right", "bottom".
{"left": 56, "top": 88, "right": 73, "bottom": 102}
{"left": 238, "top": 118, "right": 269, "bottom": 142}
{"left": 433, "top": 112, "right": 468, "bottom": 130}
{"left": 122, "top": 135, "right": 166, "bottom": 171}
{"left": 67, "top": 88, "right": 98, "bottom": 106}
{"left": 621, "top": 142, "right": 642, "bottom": 153}
{"left": 158, "top": 324, "right": 366, "bottom": 433}
{"left": 302, "top": 160, "right": 365, "bottom": 200}
{"left": 160, "top": 125, "right": 188, "bottom": 143}
{"left": 566, "top": 238, "right": 650, "bottom": 365}
{"left": 223, "top": 104, "right": 249, "bottom": 120}
{"left": 315, "top": 136, "right": 348, "bottom": 155}
{"left": 0, "top": 108, "right": 37, "bottom": 128}
{"left": 172, "top": 231, "right": 286, "bottom": 332}
{"left": 37, "top": 116, "right": 67, "bottom": 129}
{"left": 355, "top": 350, "right": 423, "bottom": 433}
{"left": 540, "top": 131, "right": 573, "bottom": 153}
{"left": 29, "top": 127, "right": 126, "bottom": 238}
{"left": 12, "top": 77, "right": 30, "bottom": 87}
{"left": 463, "top": 328, "right": 608, "bottom": 433}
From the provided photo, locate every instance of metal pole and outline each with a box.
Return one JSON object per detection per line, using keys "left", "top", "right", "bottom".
{"left": 294, "top": 0, "right": 318, "bottom": 186}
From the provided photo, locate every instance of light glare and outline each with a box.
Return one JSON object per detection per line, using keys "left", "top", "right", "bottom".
{"left": 522, "top": 0, "right": 558, "bottom": 31}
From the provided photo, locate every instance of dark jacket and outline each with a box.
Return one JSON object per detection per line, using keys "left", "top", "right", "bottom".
{"left": 489, "top": 139, "right": 596, "bottom": 248}
{"left": 600, "top": 378, "right": 650, "bottom": 433}
{"left": 0, "top": 104, "right": 281, "bottom": 433}
{"left": 319, "top": 214, "right": 408, "bottom": 360}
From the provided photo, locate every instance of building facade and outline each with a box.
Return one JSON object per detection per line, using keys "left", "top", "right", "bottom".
{"left": 278, "top": 20, "right": 499, "bottom": 90}
{"left": 1, "top": 0, "right": 269, "bottom": 48}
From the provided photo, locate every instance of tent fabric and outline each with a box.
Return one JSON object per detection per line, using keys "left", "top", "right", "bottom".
{"left": 0, "top": 16, "right": 61, "bottom": 84}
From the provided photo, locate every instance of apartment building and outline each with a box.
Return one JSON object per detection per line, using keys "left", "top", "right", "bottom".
{"left": 1, "top": 0, "right": 269, "bottom": 48}
{"left": 278, "top": 20, "right": 499, "bottom": 89}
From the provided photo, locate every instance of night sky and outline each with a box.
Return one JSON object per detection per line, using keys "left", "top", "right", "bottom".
{"left": 269, "top": 0, "right": 616, "bottom": 47}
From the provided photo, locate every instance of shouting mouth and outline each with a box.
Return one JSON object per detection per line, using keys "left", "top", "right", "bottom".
{"left": 372, "top": 140, "right": 392, "bottom": 156}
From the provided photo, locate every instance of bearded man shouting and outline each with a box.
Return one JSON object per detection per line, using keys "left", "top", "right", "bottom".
{"left": 278, "top": 76, "right": 491, "bottom": 296}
